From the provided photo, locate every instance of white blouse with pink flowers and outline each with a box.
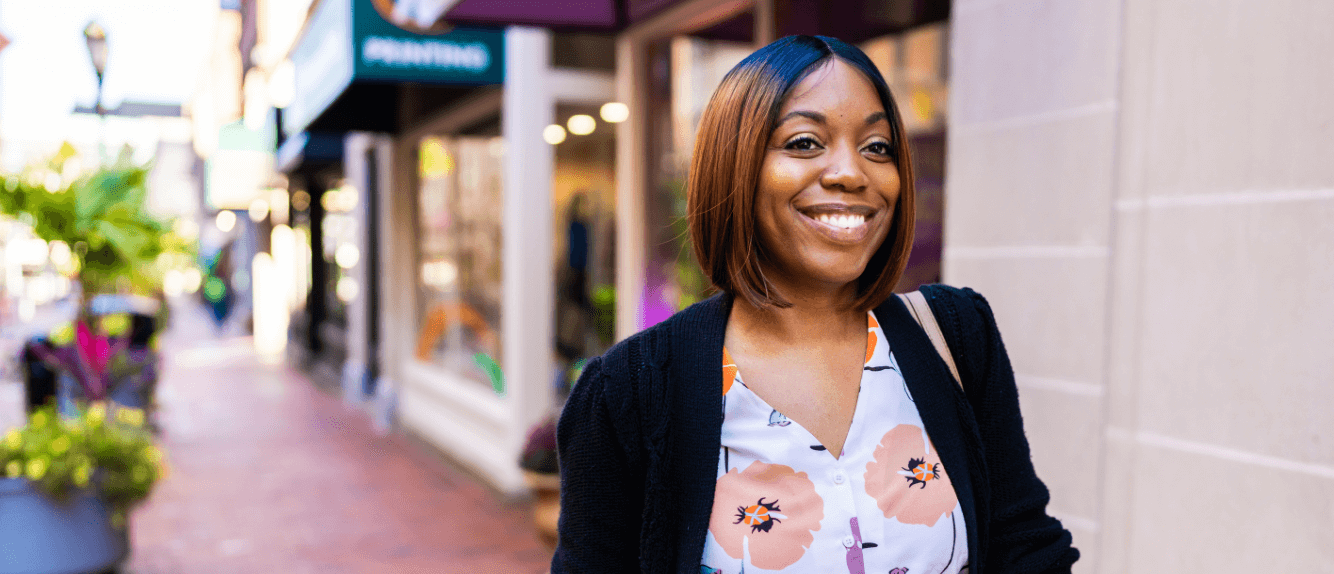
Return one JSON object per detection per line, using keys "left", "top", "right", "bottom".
{"left": 701, "top": 311, "right": 968, "bottom": 574}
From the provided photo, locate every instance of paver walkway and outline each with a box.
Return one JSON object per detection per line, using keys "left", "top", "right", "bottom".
{"left": 122, "top": 301, "right": 553, "bottom": 573}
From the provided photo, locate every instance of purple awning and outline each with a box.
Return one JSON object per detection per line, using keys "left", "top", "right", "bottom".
{"left": 444, "top": 0, "right": 623, "bottom": 31}
{"left": 442, "top": 0, "right": 684, "bottom": 32}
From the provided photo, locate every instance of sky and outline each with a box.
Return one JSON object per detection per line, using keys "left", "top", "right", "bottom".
{"left": 0, "top": 0, "right": 217, "bottom": 171}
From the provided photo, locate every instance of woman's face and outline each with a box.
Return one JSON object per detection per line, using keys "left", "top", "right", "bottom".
{"left": 754, "top": 59, "right": 901, "bottom": 298}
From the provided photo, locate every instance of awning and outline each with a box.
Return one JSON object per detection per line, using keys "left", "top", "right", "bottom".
{"left": 282, "top": 0, "right": 505, "bottom": 138}
{"left": 276, "top": 131, "right": 345, "bottom": 174}
{"left": 443, "top": 0, "right": 684, "bottom": 33}
{"left": 441, "top": 0, "right": 949, "bottom": 44}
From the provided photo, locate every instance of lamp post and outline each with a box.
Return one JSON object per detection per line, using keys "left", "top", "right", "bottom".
{"left": 83, "top": 20, "right": 108, "bottom": 161}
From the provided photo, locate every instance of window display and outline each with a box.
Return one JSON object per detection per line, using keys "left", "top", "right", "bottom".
{"left": 415, "top": 135, "right": 505, "bottom": 392}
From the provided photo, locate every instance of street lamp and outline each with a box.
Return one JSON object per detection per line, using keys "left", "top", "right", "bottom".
{"left": 83, "top": 21, "right": 108, "bottom": 113}
{"left": 83, "top": 20, "right": 108, "bottom": 160}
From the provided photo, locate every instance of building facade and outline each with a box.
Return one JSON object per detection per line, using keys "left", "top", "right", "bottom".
{"left": 947, "top": 0, "right": 1334, "bottom": 571}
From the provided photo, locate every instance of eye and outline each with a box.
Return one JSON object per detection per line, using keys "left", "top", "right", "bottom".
{"left": 864, "top": 140, "right": 894, "bottom": 157}
{"left": 783, "top": 136, "right": 822, "bottom": 152}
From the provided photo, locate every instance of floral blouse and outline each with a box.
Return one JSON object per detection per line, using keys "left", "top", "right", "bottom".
{"left": 701, "top": 311, "right": 968, "bottom": 574}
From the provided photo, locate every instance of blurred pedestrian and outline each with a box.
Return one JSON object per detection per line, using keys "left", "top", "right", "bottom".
{"left": 553, "top": 36, "right": 1078, "bottom": 573}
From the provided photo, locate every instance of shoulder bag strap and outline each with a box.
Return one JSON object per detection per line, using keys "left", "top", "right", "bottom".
{"left": 896, "top": 290, "right": 963, "bottom": 390}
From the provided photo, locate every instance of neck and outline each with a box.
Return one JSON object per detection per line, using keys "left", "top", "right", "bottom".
{"left": 728, "top": 283, "right": 865, "bottom": 349}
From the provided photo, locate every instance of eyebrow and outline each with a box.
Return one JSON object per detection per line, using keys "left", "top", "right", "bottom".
{"left": 776, "top": 110, "right": 890, "bottom": 127}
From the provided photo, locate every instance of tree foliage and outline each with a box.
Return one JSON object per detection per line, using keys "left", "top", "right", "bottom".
{"left": 0, "top": 144, "right": 189, "bottom": 297}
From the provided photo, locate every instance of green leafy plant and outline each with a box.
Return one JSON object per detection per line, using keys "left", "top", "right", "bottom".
{"left": 2, "top": 403, "right": 164, "bottom": 524}
{"left": 0, "top": 143, "right": 193, "bottom": 300}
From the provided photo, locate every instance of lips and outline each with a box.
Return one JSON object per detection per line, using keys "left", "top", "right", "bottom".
{"left": 795, "top": 204, "right": 879, "bottom": 243}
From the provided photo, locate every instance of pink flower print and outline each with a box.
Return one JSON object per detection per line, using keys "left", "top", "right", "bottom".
{"left": 863, "top": 424, "right": 958, "bottom": 527}
{"left": 709, "top": 461, "right": 824, "bottom": 570}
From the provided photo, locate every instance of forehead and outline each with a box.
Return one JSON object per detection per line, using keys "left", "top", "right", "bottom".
{"left": 779, "top": 59, "right": 885, "bottom": 118}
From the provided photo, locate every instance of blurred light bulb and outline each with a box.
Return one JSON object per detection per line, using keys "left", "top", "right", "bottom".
{"left": 216, "top": 210, "right": 237, "bottom": 232}
{"left": 336, "top": 276, "right": 359, "bottom": 302}
{"left": 542, "top": 124, "right": 567, "bottom": 145}
{"left": 163, "top": 269, "right": 184, "bottom": 297}
{"left": 335, "top": 243, "right": 360, "bottom": 268}
{"left": 48, "top": 241, "right": 71, "bottom": 267}
{"left": 567, "top": 114, "right": 596, "bottom": 136}
{"left": 600, "top": 102, "right": 629, "bottom": 123}
{"left": 249, "top": 198, "right": 270, "bottom": 222}
{"left": 183, "top": 268, "right": 203, "bottom": 293}
{"left": 174, "top": 218, "right": 200, "bottom": 240}
{"left": 269, "top": 189, "right": 290, "bottom": 224}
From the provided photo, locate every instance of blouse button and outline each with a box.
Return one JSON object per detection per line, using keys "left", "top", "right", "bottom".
{"left": 842, "top": 535, "right": 856, "bottom": 548}
{"left": 833, "top": 471, "right": 846, "bottom": 484}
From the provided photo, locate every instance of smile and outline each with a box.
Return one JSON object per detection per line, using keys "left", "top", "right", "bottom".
{"left": 812, "top": 213, "right": 866, "bottom": 229}
{"left": 795, "top": 205, "right": 879, "bottom": 244}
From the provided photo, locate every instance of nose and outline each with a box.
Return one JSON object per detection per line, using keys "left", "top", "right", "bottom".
{"left": 818, "top": 145, "right": 868, "bottom": 192}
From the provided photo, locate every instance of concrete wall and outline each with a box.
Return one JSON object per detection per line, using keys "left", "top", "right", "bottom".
{"left": 945, "top": 1, "right": 1334, "bottom": 572}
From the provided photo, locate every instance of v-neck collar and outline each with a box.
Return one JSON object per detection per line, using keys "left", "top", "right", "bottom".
{"left": 721, "top": 311, "right": 879, "bottom": 461}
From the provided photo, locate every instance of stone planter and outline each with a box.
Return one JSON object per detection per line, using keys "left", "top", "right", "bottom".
{"left": 523, "top": 470, "right": 561, "bottom": 550}
{"left": 0, "top": 478, "right": 127, "bottom": 574}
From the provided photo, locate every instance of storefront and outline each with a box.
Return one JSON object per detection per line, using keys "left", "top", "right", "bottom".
{"left": 278, "top": 0, "right": 620, "bottom": 493}
{"left": 445, "top": 0, "right": 951, "bottom": 340}
{"left": 387, "top": 32, "right": 618, "bottom": 494}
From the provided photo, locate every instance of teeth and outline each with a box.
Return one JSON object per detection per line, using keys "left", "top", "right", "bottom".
{"left": 814, "top": 213, "right": 865, "bottom": 229}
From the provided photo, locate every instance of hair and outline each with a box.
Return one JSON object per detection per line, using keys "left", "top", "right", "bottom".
{"left": 687, "top": 35, "right": 915, "bottom": 313}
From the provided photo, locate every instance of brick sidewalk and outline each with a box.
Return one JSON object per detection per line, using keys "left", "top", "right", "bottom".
{"left": 122, "top": 302, "right": 553, "bottom": 573}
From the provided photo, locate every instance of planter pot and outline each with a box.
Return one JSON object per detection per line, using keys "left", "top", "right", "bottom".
{"left": 0, "top": 478, "right": 127, "bottom": 574}
{"left": 523, "top": 470, "right": 561, "bottom": 550}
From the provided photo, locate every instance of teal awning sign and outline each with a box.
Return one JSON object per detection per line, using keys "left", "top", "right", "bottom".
{"left": 284, "top": 0, "right": 504, "bottom": 136}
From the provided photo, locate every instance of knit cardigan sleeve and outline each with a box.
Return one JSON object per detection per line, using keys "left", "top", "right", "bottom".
{"left": 551, "top": 355, "right": 644, "bottom": 573}
{"left": 924, "top": 285, "right": 1080, "bottom": 574}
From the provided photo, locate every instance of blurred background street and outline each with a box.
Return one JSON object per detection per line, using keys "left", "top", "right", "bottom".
{"left": 116, "top": 300, "right": 550, "bottom": 573}
{"left": 0, "top": 0, "right": 1330, "bottom": 572}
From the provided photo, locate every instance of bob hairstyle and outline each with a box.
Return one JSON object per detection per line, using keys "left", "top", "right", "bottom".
{"left": 687, "top": 35, "right": 915, "bottom": 313}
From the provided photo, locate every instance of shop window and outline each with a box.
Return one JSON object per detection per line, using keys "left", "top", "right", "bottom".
{"left": 642, "top": 36, "right": 752, "bottom": 327}
{"left": 551, "top": 104, "right": 617, "bottom": 391}
{"left": 322, "top": 180, "right": 361, "bottom": 326}
{"left": 415, "top": 133, "right": 506, "bottom": 392}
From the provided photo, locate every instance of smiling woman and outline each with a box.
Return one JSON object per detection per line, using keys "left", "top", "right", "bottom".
{"left": 688, "top": 37, "right": 915, "bottom": 314}
{"left": 553, "top": 35, "right": 1079, "bottom": 574}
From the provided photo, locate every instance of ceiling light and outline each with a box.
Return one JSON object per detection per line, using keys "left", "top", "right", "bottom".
{"left": 543, "top": 124, "right": 567, "bottom": 145}
{"left": 600, "top": 102, "right": 629, "bottom": 123}
{"left": 567, "top": 114, "right": 596, "bottom": 136}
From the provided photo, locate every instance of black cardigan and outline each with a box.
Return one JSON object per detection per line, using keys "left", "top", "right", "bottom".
{"left": 552, "top": 285, "right": 1079, "bottom": 573}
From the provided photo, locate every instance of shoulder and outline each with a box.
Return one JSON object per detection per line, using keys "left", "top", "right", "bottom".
{"left": 599, "top": 292, "right": 731, "bottom": 375}
{"left": 579, "top": 292, "right": 732, "bottom": 406}
{"left": 917, "top": 283, "right": 1000, "bottom": 338}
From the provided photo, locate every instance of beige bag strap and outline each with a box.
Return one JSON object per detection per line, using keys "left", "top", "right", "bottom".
{"left": 896, "top": 290, "right": 963, "bottom": 390}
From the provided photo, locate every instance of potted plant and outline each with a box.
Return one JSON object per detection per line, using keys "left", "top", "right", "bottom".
{"left": 0, "top": 403, "right": 163, "bottom": 573}
{"left": 2, "top": 145, "right": 190, "bottom": 412}
{"left": 0, "top": 145, "right": 182, "bottom": 572}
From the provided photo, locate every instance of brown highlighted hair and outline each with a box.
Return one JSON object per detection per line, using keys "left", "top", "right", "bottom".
{"left": 687, "top": 35, "right": 915, "bottom": 312}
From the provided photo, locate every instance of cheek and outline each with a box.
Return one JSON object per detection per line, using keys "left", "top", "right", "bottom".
{"left": 876, "top": 169, "right": 903, "bottom": 210}
{"left": 759, "top": 156, "right": 809, "bottom": 198}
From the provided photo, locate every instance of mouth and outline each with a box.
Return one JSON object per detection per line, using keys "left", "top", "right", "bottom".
{"left": 796, "top": 204, "right": 878, "bottom": 234}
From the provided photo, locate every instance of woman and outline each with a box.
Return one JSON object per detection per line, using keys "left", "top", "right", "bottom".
{"left": 553, "top": 35, "right": 1078, "bottom": 574}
